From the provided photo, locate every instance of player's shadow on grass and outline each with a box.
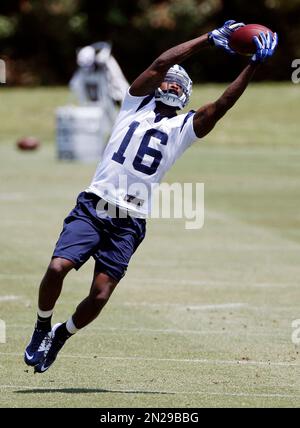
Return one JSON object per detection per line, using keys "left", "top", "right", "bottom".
{"left": 16, "top": 388, "right": 173, "bottom": 395}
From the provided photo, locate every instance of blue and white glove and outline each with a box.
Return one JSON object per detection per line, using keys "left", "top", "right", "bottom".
{"left": 251, "top": 31, "right": 278, "bottom": 63}
{"left": 209, "top": 20, "right": 245, "bottom": 54}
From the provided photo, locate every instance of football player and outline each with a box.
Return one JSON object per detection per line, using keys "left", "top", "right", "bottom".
{"left": 24, "top": 21, "right": 278, "bottom": 373}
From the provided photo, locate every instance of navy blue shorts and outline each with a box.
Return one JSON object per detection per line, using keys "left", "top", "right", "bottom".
{"left": 53, "top": 192, "right": 146, "bottom": 281}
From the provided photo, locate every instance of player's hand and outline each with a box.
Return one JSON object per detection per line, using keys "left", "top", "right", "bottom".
{"left": 208, "top": 20, "right": 245, "bottom": 54}
{"left": 251, "top": 31, "right": 278, "bottom": 64}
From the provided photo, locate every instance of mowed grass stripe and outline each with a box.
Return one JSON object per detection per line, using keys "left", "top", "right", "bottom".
{"left": 0, "top": 352, "right": 299, "bottom": 368}
{"left": 5, "top": 324, "right": 289, "bottom": 338}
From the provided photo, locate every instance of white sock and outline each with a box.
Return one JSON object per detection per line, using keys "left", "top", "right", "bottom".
{"left": 66, "top": 317, "right": 79, "bottom": 335}
{"left": 37, "top": 308, "right": 53, "bottom": 319}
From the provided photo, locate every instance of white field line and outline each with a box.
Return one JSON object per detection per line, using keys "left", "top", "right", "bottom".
{"left": 0, "top": 296, "right": 296, "bottom": 318}
{"left": 0, "top": 352, "right": 299, "bottom": 368}
{"left": 0, "top": 296, "right": 248, "bottom": 310}
{"left": 0, "top": 295, "right": 21, "bottom": 302}
{"left": 6, "top": 324, "right": 288, "bottom": 338}
{"left": 0, "top": 273, "right": 298, "bottom": 290}
{"left": 121, "top": 302, "right": 247, "bottom": 310}
{"left": 0, "top": 193, "right": 24, "bottom": 201}
{"left": 0, "top": 384, "right": 299, "bottom": 399}
{"left": 122, "top": 302, "right": 300, "bottom": 315}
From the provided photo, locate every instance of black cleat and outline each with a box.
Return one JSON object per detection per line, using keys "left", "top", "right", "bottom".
{"left": 24, "top": 327, "right": 51, "bottom": 367}
{"left": 34, "top": 323, "right": 67, "bottom": 373}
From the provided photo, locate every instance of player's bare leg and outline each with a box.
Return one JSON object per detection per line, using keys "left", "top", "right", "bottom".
{"left": 34, "top": 269, "right": 119, "bottom": 373}
{"left": 72, "top": 271, "right": 118, "bottom": 328}
{"left": 38, "top": 257, "right": 75, "bottom": 311}
{"left": 24, "top": 257, "right": 75, "bottom": 367}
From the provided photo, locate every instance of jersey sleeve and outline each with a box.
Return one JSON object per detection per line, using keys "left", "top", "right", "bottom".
{"left": 120, "top": 88, "right": 155, "bottom": 114}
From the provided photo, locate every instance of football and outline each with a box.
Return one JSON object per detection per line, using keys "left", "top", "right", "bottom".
{"left": 229, "top": 24, "right": 274, "bottom": 56}
{"left": 16, "top": 137, "right": 40, "bottom": 151}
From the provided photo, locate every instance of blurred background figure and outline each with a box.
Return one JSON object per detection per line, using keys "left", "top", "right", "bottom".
{"left": 57, "top": 42, "right": 129, "bottom": 162}
{"left": 70, "top": 41, "right": 129, "bottom": 121}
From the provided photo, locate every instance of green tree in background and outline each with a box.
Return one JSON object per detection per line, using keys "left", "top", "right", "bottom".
{"left": 0, "top": 0, "right": 299, "bottom": 84}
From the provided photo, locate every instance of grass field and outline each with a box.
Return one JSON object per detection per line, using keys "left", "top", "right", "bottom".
{"left": 0, "top": 84, "right": 300, "bottom": 408}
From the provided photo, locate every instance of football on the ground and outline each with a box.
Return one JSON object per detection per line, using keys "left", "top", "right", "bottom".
{"left": 17, "top": 137, "right": 40, "bottom": 151}
{"left": 229, "top": 24, "right": 274, "bottom": 56}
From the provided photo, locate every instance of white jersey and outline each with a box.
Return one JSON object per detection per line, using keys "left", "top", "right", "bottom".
{"left": 86, "top": 89, "right": 198, "bottom": 217}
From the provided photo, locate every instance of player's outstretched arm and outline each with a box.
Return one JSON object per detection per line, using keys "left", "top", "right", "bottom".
{"left": 193, "top": 63, "right": 259, "bottom": 138}
{"left": 193, "top": 31, "right": 278, "bottom": 139}
{"left": 130, "top": 34, "right": 209, "bottom": 97}
{"left": 129, "top": 20, "right": 244, "bottom": 97}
